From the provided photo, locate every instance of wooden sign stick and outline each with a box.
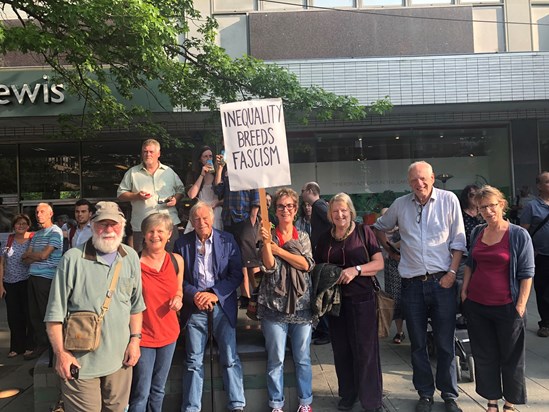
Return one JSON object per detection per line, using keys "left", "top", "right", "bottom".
{"left": 258, "top": 188, "right": 271, "bottom": 234}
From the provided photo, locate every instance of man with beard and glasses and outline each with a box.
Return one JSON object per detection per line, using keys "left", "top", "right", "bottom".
{"left": 45, "top": 201, "right": 145, "bottom": 412}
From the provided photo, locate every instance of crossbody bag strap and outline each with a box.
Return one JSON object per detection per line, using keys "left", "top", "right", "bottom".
{"left": 530, "top": 212, "right": 549, "bottom": 238}
{"left": 98, "top": 260, "right": 123, "bottom": 320}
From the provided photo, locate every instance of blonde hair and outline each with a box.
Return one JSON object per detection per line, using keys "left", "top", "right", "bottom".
{"left": 328, "top": 193, "right": 357, "bottom": 223}
{"left": 473, "top": 185, "right": 509, "bottom": 212}
{"left": 142, "top": 139, "right": 161, "bottom": 150}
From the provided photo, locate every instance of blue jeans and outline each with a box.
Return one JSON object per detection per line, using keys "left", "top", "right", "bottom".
{"left": 128, "top": 342, "right": 177, "bottom": 412}
{"left": 182, "top": 306, "right": 245, "bottom": 412}
{"left": 261, "top": 318, "right": 313, "bottom": 409}
{"left": 401, "top": 277, "right": 458, "bottom": 400}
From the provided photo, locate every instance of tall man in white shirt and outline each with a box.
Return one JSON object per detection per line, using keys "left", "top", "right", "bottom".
{"left": 373, "top": 161, "right": 466, "bottom": 412}
{"left": 117, "top": 139, "right": 185, "bottom": 252}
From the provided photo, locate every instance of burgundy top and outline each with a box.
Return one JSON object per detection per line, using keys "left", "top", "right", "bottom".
{"left": 467, "top": 228, "right": 513, "bottom": 306}
{"left": 314, "top": 224, "right": 381, "bottom": 297}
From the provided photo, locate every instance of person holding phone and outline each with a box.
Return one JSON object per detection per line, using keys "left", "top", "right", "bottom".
{"left": 185, "top": 146, "right": 223, "bottom": 233}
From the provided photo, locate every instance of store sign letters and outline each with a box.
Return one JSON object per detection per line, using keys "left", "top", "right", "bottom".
{"left": 0, "top": 75, "right": 65, "bottom": 105}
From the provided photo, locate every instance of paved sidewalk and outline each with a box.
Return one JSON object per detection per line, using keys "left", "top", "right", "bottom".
{"left": 0, "top": 288, "right": 547, "bottom": 411}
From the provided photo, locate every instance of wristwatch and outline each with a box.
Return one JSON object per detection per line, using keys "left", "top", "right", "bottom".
{"left": 129, "top": 333, "right": 142, "bottom": 340}
{"left": 355, "top": 265, "right": 362, "bottom": 276}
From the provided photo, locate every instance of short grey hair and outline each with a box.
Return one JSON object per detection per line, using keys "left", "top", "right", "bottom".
{"left": 189, "top": 201, "right": 215, "bottom": 223}
{"left": 408, "top": 161, "right": 433, "bottom": 176}
{"left": 328, "top": 192, "right": 357, "bottom": 224}
{"left": 141, "top": 213, "right": 173, "bottom": 234}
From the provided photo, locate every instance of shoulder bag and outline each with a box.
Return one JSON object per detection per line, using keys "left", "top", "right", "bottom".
{"left": 356, "top": 222, "right": 395, "bottom": 338}
{"left": 63, "top": 260, "right": 122, "bottom": 352}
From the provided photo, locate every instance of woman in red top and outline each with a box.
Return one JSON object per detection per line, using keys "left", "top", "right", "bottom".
{"left": 461, "top": 186, "right": 534, "bottom": 412}
{"left": 129, "top": 213, "right": 183, "bottom": 412}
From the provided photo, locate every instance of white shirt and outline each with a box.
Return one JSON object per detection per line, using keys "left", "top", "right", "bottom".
{"left": 373, "top": 187, "right": 466, "bottom": 278}
{"left": 71, "top": 223, "right": 92, "bottom": 248}
{"left": 117, "top": 162, "right": 185, "bottom": 231}
{"left": 195, "top": 234, "right": 215, "bottom": 291}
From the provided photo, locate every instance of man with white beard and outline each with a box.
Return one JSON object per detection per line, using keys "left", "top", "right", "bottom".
{"left": 45, "top": 201, "right": 145, "bottom": 412}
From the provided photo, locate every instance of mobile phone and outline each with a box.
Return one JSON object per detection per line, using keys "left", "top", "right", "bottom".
{"left": 158, "top": 196, "right": 173, "bottom": 205}
{"left": 70, "top": 364, "right": 79, "bottom": 379}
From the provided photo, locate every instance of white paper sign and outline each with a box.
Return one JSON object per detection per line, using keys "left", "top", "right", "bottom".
{"left": 220, "top": 98, "right": 291, "bottom": 191}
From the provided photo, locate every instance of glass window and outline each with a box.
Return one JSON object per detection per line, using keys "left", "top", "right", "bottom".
{"left": 473, "top": 6, "right": 505, "bottom": 53}
{"left": 532, "top": 6, "right": 549, "bottom": 51}
{"left": 19, "top": 143, "right": 80, "bottom": 201}
{"left": 410, "top": 0, "right": 451, "bottom": 4}
{"left": 216, "top": 15, "right": 249, "bottom": 58}
{"left": 0, "top": 144, "right": 18, "bottom": 203}
{"left": 213, "top": 0, "right": 255, "bottom": 13}
{"left": 361, "top": 0, "right": 403, "bottom": 6}
{"left": 312, "top": 0, "right": 354, "bottom": 7}
{"left": 261, "top": 0, "right": 305, "bottom": 10}
{"left": 287, "top": 126, "right": 511, "bottom": 220}
{"left": 539, "top": 121, "right": 549, "bottom": 172}
{"left": 82, "top": 140, "right": 141, "bottom": 199}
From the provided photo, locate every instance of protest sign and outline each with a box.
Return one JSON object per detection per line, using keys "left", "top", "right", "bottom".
{"left": 220, "top": 98, "right": 291, "bottom": 192}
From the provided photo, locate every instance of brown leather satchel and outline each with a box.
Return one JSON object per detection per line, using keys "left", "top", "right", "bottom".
{"left": 63, "top": 260, "right": 122, "bottom": 352}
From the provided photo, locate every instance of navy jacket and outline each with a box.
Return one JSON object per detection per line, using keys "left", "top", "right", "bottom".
{"left": 174, "top": 229, "right": 243, "bottom": 328}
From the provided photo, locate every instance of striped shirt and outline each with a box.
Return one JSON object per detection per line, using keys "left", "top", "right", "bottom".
{"left": 29, "top": 225, "right": 63, "bottom": 279}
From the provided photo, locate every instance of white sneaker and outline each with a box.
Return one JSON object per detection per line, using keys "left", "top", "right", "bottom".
{"left": 297, "top": 405, "right": 312, "bottom": 412}
{"left": 272, "top": 409, "right": 284, "bottom": 412}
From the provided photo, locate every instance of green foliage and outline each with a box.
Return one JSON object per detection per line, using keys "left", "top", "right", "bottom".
{"left": 1, "top": 0, "right": 391, "bottom": 139}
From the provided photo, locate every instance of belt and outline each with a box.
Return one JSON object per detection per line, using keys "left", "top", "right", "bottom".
{"left": 403, "top": 271, "right": 446, "bottom": 283}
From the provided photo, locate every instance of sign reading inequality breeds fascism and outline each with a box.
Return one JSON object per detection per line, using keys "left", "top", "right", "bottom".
{"left": 220, "top": 98, "right": 291, "bottom": 191}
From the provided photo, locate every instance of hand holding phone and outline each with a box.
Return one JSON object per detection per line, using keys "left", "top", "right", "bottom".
{"left": 70, "top": 364, "right": 79, "bottom": 380}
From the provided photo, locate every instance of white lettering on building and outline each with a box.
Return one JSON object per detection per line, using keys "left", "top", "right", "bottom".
{"left": 0, "top": 75, "right": 65, "bottom": 105}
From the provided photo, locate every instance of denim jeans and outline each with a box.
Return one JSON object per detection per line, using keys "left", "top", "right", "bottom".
{"left": 401, "top": 276, "right": 458, "bottom": 400}
{"left": 182, "top": 306, "right": 245, "bottom": 412}
{"left": 128, "top": 342, "right": 177, "bottom": 412}
{"left": 261, "top": 318, "right": 313, "bottom": 409}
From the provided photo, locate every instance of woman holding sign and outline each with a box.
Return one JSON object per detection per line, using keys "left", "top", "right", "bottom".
{"left": 185, "top": 146, "right": 223, "bottom": 233}
{"left": 258, "top": 188, "right": 315, "bottom": 412}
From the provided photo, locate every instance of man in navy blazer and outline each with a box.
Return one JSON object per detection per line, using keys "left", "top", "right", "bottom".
{"left": 174, "top": 200, "right": 246, "bottom": 412}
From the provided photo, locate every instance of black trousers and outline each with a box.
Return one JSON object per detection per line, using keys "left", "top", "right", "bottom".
{"left": 328, "top": 292, "right": 383, "bottom": 410}
{"left": 28, "top": 276, "right": 53, "bottom": 349}
{"left": 4, "top": 280, "right": 33, "bottom": 353}
{"left": 534, "top": 254, "right": 549, "bottom": 328}
{"left": 463, "top": 299, "right": 527, "bottom": 404}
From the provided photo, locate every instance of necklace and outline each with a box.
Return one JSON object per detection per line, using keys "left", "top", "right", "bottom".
{"left": 331, "top": 221, "right": 354, "bottom": 242}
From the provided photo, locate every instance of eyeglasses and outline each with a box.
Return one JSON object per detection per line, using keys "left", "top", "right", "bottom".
{"left": 416, "top": 203, "right": 424, "bottom": 224}
{"left": 276, "top": 203, "right": 296, "bottom": 211}
{"left": 96, "top": 222, "right": 120, "bottom": 229}
{"left": 478, "top": 203, "right": 499, "bottom": 212}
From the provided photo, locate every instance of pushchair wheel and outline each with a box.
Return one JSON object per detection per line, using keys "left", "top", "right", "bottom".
{"left": 467, "top": 355, "right": 475, "bottom": 382}
{"left": 455, "top": 355, "right": 462, "bottom": 381}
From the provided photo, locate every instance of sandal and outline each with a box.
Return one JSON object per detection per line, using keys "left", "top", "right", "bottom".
{"left": 487, "top": 402, "right": 499, "bottom": 411}
{"left": 7, "top": 351, "right": 18, "bottom": 358}
{"left": 393, "top": 332, "right": 405, "bottom": 344}
{"left": 503, "top": 406, "right": 515, "bottom": 411}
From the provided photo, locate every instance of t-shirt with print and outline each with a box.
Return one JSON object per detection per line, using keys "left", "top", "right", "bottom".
{"left": 29, "top": 225, "right": 63, "bottom": 279}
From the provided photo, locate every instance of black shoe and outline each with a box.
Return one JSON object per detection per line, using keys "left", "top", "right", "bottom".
{"left": 337, "top": 396, "right": 357, "bottom": 411}
{"left": 444, "top": 399, "right": 462, "bottom": 412}
{"left": 231, "top": 409, "right": 244, "bottom": 412}
{"left": 415, "top": 397, "right": 433, "bottom": 412}
{"left": 363, "top": 408, "right": 383, "bottom": 412}
{"left": 313, "top": 336, "right": 330, "bottom": 345}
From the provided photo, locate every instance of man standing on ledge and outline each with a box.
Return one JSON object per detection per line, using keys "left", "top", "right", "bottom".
{"left": 373, "top": 161, "right": 466, "bottom": 412}
{"left": 118, "top": 139, "right": 185, "bottom": 252}
{"left": 22, "top": 203, "right": 63, "bottom": 360}
{"left": 45, "top": 201, "right": 145, "bottom": 412}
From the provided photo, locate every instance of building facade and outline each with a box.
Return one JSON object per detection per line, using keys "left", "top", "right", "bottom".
{"left": 1, "top": 0, "right": 549, "bottom": 230}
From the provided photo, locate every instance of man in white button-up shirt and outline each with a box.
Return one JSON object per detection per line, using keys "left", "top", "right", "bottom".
{"left": 373, "top": 161, "right": 466, "bottom": 412}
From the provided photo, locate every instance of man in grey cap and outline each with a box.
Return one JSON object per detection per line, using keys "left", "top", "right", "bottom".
{"left": 45, "top": 201, "right": 145, "bottom": 412}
